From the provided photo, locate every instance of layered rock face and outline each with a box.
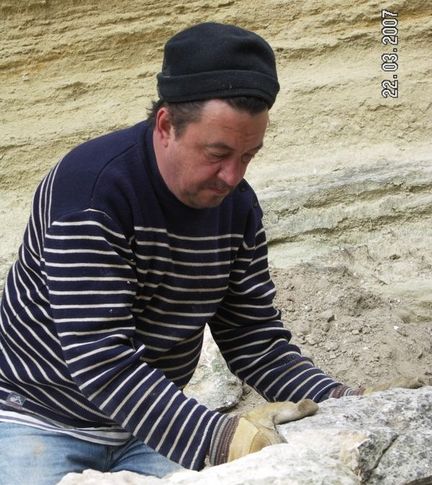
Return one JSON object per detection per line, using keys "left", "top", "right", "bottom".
{"left": 2, "top": 0, "right": 431, "bottom": 190}
{"left": 1, "top": 1, "right": 432, "bottom": 483}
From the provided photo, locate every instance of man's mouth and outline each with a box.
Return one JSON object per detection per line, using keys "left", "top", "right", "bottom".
{"left": 207, "top": 183, "right": 232, "bottom": 196}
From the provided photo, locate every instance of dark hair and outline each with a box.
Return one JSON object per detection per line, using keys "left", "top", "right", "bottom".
{"left": 146, "top": 96, "right": 268, "bottom": 137}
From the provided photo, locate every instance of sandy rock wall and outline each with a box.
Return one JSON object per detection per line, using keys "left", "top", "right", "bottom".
{"left": 1, "top": 0, "right": 431, "bottom": 192}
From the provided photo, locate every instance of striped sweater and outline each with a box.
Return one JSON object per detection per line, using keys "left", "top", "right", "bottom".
{"left": 0, "top": 121, "right": 338, "bottom": 469}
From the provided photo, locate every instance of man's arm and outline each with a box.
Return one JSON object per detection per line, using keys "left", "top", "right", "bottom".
{"left": 209, "top": 209, "right": 425, "bottom": 403}
{"left": 43, "top": 208, "right": 222, "bottom": 470}
{"left": 209, "top": 212, "right": 340, "bottom": 403}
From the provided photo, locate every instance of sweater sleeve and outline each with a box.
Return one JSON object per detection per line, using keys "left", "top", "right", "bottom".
{"left": 209, "top": 209, "right": 339, "bottom": 403}
{"left": 42, "top": 208, "right": 222, "bottom": 470}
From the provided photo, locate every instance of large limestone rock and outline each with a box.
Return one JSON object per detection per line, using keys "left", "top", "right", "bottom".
{"left": 58, "top": 387, "right": 432, "bottom": 485}
{"left": 183, "top": 326, "right": 243, "bottom": 411}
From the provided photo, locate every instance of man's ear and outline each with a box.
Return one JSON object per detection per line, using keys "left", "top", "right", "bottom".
{"left": 154, "top": 107, "right": 173, "bottom": 147}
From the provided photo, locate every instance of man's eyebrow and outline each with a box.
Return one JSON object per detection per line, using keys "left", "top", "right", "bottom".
{"left": 205, "top": 142, "right": 264, "bottom": 152}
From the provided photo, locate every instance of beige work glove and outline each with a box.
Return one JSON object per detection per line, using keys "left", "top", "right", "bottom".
{"left": 362, "top": 377, "right": 424, "bottom": 394}
{"left": 324, "top": 377, "right": 424, "bottom": 400}
{"left": 209, "top": 399, "right": 318, "bottom": 465}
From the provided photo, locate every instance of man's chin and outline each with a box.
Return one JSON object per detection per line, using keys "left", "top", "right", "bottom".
{"left": 186, "top": 193, "right": 228, "bottom": 209}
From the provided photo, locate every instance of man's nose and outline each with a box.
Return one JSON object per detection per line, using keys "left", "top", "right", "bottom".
{"left": 218, "top": 158, "right": 246, "bottom": 187}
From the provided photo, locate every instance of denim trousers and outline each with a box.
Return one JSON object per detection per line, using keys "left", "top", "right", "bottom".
{"left": 0, "top": 422, "right": 183, "bottom": 485}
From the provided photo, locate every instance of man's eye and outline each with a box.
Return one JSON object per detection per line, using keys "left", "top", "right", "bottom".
{"left": 241, "top": 154, "right": 254, "bottom": 164}
{"left": 211, "top": 153, "right": 228, "bottom": 160}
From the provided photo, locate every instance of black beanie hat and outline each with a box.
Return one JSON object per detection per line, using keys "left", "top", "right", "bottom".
{"left": 157, "top": 22, "right": 280, "bottom": 108}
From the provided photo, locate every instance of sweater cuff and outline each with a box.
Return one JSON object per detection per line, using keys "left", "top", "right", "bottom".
{"left": 208, "top": 415, "right": 240, "bottom": 466}
{"left": 320, "top": 384, "right": 364, "bottom": 401}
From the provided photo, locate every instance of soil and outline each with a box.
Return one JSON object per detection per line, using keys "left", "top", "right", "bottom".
{"left": 236, "top": 248, "right": 432, "bottom": 411}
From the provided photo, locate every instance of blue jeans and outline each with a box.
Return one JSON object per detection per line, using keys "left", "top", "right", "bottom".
{"left": 0, "top": 422, "right": 183, "bottom": 485}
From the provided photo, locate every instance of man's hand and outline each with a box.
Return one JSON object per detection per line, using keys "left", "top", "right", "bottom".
{"left": 209, "top": 399, "right": 318, "bottom": 465}
{"left": 362, "top": 377, "right": 424, "bottom": 395}
{"left": 324, "top": 377, "right": 425, "bottom": 400}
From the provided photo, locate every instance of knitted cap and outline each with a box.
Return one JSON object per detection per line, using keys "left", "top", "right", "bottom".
{"left": 157, "top": 22, "right": 280, "bottom": 108}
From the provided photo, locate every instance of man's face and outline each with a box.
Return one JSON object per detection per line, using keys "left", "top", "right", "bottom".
{"left": 155, "top": 99, "right": 269, "bottom": 209}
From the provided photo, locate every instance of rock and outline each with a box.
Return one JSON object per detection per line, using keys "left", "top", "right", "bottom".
{"left": 295, "top": 320, "right": 311, "bottom": 337}
{"left": 305, "top": 335, "right": 319, "bottom": 346}
{"left": 285, "top": 299, "right": 296, "bottom": 312}
{"left": 183, "top": 326, "right": 243, "bottom": 411}
{"left": 396, "top": 308, "right": 413, "bottom": 324}
{"left": 57, "top": 387, "right": 432, "bottom": 485}
{"left": 277, "top": 387, "right": 432, "bottom": 484}
{"left": 324, "top": 341, "right": 339, "bottom": 352}
{"left": 383, "top": 280, "right": 432, "bottom": 323}
{"left": 320, "top": 310, "right": 335, "bottom": 322}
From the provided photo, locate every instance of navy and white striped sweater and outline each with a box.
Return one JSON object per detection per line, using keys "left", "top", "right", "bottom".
{"left": 0, "top": 121, "right": 338, "bottom": 469}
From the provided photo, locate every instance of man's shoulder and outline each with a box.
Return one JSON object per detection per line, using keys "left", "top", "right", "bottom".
{"left": 48, "top": 121, "right": 150, "bottom": 226}
{"left": 53, "top": 120, "right": 150, "bottom": 197}
{"left": 62, "top": 121, "right": 147, "bottom": 173}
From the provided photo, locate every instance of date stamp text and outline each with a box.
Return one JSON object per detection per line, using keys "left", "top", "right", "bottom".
{"left": 380, "top": 9, "right": 399, "bottom": 98}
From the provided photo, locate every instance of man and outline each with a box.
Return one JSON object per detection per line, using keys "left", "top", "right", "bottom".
{"left": 0, "top": 22, "right": 418, "bottom": 484}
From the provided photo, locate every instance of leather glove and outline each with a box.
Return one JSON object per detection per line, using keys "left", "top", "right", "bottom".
{"left": 362, "top": 377, "right": 424, "bottom": 394}
{"left": 324, "top": 377, "right": 424, "bottom": 400}
{"left": 209, "top": 399, "right": 318, "bottom": 465}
